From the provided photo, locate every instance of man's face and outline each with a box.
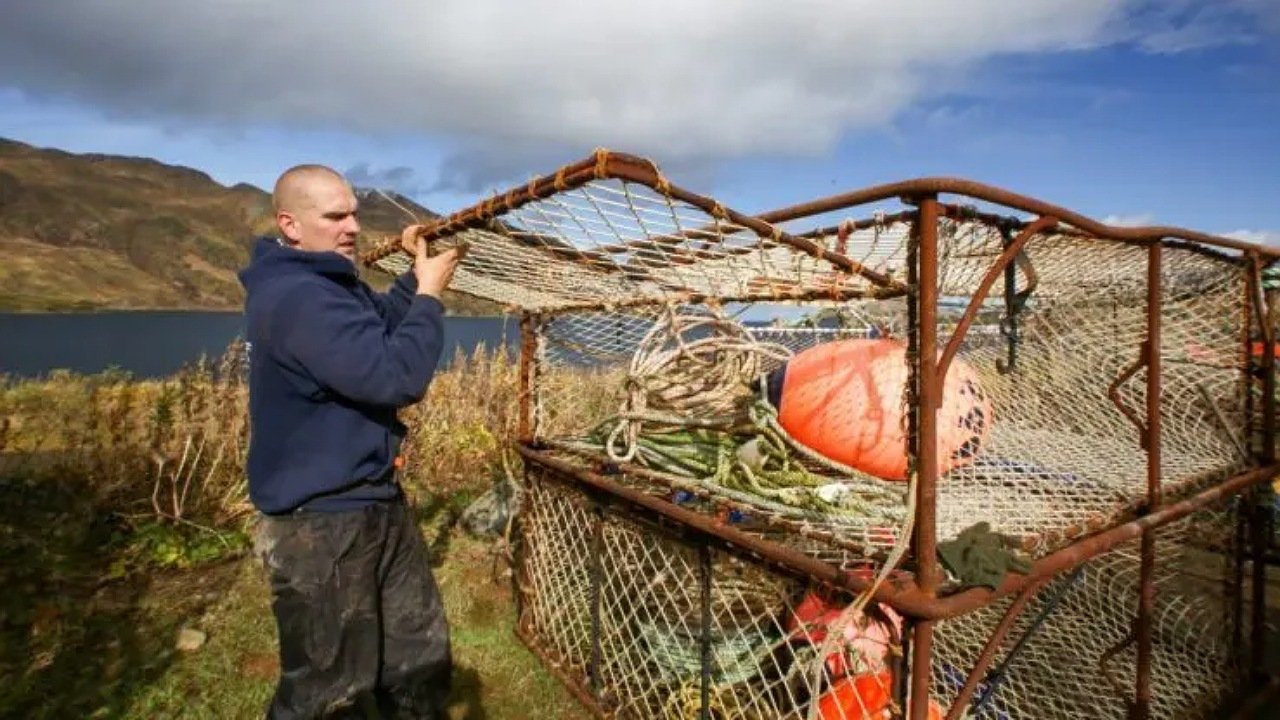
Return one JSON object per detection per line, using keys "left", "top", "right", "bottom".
{"left": 277, "top": 174, "right": 361, "bottom": 260}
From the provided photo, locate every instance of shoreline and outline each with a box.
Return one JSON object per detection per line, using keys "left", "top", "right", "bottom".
{"left": 0, "top": 307, "right": 509, "bottom": 318}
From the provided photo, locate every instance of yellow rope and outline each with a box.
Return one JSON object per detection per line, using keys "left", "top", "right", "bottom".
{"left": 592, "top": 147, "right": 610, "bottom": 179}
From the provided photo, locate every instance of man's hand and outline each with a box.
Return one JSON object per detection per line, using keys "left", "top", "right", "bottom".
{"left": 413, "top": 235, "right": 461, "bottom": 299}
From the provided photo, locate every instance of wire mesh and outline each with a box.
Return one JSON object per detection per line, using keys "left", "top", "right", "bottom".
{"left": 520, "top": 470, "right": 902, "bottom": 720}
{"left": 931, "top": 223, "right": 1249, "bottom": 559}
{"left": 931, "top": 505, "right": 1242, "bottom": 720}
{"left": 363, "top": 155, "right": 1269, "bottom": 718}
{"left": 520, "top": 216, "right": 1250, "bottom": 573}
{"left": 519, "top": 466, "right": 1245, "bottom": 719}
{"left": 370, "top": 176, "right": 897, "bottom": 312}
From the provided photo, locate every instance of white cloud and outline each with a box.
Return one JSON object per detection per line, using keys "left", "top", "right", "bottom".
{"left": 0, "top": 2, "right": 1124, "bottom": 161}
{"left": 1129, "top": 0, "right": 1280, "bottom": 54}
{"left": 1102, "top": 213, "right": 1157, "bottom": 227}
{"left": 0, "top": 1, "right": 1273, "bottom": 190}
{"left": 1223, "top": 229, "right": 1280, "bottom": 246}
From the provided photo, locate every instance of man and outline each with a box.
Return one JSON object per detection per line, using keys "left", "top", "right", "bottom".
{"left": 239, "top": 164, "right": 461, "bottom": 719}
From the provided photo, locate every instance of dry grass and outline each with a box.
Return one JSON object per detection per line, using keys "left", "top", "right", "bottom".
{"left": 0, "top": 340, "right": 567, "bottom": 524}
{"left": 0, "top": 340, "right": 606, "bottom": 718}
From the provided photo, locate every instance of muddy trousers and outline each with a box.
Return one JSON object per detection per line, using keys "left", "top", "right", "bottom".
{"left": 256, "top": 498, "right": 452, "bottom": 719}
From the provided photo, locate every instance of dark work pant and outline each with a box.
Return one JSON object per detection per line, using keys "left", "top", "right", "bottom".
{"left": 255, "top": 498, "right": 452, "bottom": 719}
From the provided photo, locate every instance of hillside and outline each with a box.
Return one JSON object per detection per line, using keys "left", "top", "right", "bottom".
{"left": 0, "top": 137, "right": 501, "bottom": 314}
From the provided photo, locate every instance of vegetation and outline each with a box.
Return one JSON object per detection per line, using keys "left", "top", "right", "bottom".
{"left": 0, "top": 342, "right": 586, "bottom": 719}
{"left": 0, "top": 137, "right": 500, "bottom": 315}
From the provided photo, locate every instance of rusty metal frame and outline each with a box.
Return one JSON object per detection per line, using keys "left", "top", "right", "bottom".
{"left": 941, "top": 576, "right": 1052, "bottom": 720}
{"left": 459, "top": 155, "right": 1280, "bottom": 719}
{"left": 514, "top": 446, "right": 1276, "bottom": 718}
{"left": 756, "top": 177, "right": 1280, "bottom": 257}
{"left": 516, "top": 444, "right": 1276, "bottom": 620}
{"left": 1248, "top": 253, "right": 1276, "bottom": 682}
{"left": 361, "top": 148, "right": 904, "bottom": 291}
{"left": 1132, "top": 242, "right": 1164, "bottom": 719}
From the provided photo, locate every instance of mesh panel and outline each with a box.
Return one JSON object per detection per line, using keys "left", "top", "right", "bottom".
{"left": 370, "top": 177, "right": 898, "bottom": 312}
{"left": 520, "top": 219, "right": 1250, "bottom": 573}
{"left": 931, "top": 507, "right": 1241, "bottom": 720}
{"left": 519, "top": 466, "right": 1246, "bottom": 719}
{"left": 521, "top": 472, "right": 902, "bottom": 720}
{"left": 932, "top": 226, "right": 1249, "bottom": 558}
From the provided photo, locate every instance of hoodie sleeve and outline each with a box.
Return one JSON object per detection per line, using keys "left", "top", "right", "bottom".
{"left": 274, "top": 279, "right": 445, "bottom": 407}
{"left": 368, "top": 271, "right": 419, "bottom": 330}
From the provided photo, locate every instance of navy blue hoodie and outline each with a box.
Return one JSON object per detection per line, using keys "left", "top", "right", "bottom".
{"left": 238, "top": 237, "right": 445, "bottom": 514}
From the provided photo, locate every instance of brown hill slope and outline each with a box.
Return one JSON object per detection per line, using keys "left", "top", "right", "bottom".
{"left": 0, "top": 137, "right": 499, "bottom": 314}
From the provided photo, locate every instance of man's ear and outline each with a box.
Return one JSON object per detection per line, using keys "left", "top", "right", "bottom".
{"left": 277, "top": 211, "right": 302, "bottom": 245}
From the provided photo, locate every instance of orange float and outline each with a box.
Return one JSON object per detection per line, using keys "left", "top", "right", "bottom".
{"left": 1252, "top": 341, "right": 1280, "bottom": 357}
{"left": 815, "top": 671, "right": 943, "bottom": 719}
{"left": 786, "top": 591, "right": 902, "bottom": 676}
{"left": 767, "top": 339, "right": 992, "bottom": 481}
{"left": 816, "top": 671, "right": 892, "bottom": 719}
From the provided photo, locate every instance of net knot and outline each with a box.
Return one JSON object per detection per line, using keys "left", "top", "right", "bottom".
{"left": 592, "top": 147, "right": 610, "bottom": 179}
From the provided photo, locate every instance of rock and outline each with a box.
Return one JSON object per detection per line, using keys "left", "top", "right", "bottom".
{"left": 175, "top": 627, "right": 207, "bottom": 652}
{"left": 460, "top": 480, "right": 518, "bottom": 537}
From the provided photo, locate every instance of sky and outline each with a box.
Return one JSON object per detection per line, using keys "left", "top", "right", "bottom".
{"left": 0, "top": 0, "right": 1276, "bottom": 244}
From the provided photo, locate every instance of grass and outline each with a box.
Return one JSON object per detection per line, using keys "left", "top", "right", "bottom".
{"left": 116, "top": 529, "right": 586, "bottom": 720}
{"left": 0, "top": 342, "right": 591, "bottom": 719}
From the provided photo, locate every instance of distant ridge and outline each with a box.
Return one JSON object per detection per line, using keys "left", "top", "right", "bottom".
{"left": 0, "top": 137, "right": 496, "bottom": 314}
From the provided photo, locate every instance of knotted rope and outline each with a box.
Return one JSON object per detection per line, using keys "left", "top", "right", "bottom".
{"left": 604, "top": 304, "right": 792, "bottom": 463}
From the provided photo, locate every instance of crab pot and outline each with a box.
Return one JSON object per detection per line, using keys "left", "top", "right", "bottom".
{"left": 360, "top": 151, "right": 1278, "bottom": 718}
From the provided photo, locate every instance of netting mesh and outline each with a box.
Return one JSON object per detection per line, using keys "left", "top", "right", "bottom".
{"left": 368, "top": 176, "right": 899, "bottom": 312}
{"left": 519, "top": 468, "right": 1244, "bottom": 719}
{"left": 930, "top": 504, "right": 1242, "bottom": 720}
{"left": 521, "top": 471, "right": 902, "bottom": 720}
{"left": 931, "top": 223, "right": 1249, "bottom": 558}
{"left": 513, "top": 215, "right": 1250, "bottom": 569}
{"left": 363, "top": 154, "right": 1269, "bottom": 718}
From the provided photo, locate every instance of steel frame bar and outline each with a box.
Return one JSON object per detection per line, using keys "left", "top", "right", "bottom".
{"left": 1250, "top": 253, "right": 1276, "bottom": 680}
{"left": 909, "top": 196, "right": 942, "bottom": 720}
{"left": 362, "top": 149, "right": 902, "bottom": 290}
{"left": 756, "top": 177, "right": 1280, "bottom": 257}
{"left": 515, "top": 445, "right": 1277, "bottom": 622}
{"left": 1131, "top": 242, "right": 1163, "bottom": 719}
{"left": 941, "top": 578, "right": 1052, "bottom": 720}
{"left": 517, "top": 313, "right": 537, "bottom": 444}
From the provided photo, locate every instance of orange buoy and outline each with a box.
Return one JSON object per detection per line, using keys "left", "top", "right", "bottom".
{"left": 816, "top": 671, "right": 892, "bottom": 719}
{"left": 1252, "top": 341, "right": 1280, "bottom": 357}
{"left": 767, "top": 339, "right": 992, "bottom": 481}
{"left": 785, "top": 592, "right": 902, "bottom": 676}
{"left": 815, "top": 671, "right": 943, "bottom": 719}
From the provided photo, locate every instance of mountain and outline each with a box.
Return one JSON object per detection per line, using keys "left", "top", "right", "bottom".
{"left": 0, "top": 137, "right": 500, "bottom": 314}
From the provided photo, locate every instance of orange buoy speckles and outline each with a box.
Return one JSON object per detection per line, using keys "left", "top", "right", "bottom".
{"left": 768, "top": 339, "right": 993, "bottom": 481}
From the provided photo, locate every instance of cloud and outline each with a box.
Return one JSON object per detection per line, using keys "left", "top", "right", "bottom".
{"left": 425, "top": 145, "right": 576, "bottom": 195}
{"left": 0, "top": 1, "right": 1128, "bottom": 164}
{"left": 1127, "top": 0, "right": 1273, "bottom": 53}
{"left": 0, "top": 0, "right": 1273, "bottom": 189}
{"left": 344, "top": 162, "right": 422, "bottom": 194}
{"left": 1223, "top": 229, "right": 1280, "bottom": 246}
{"left": 1102, "top": 213, "right": 1157, "bottom": 227}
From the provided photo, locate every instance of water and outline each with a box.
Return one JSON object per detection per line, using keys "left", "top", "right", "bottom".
{"left": 0, "top": 312, "right": 519, "bottom": 379}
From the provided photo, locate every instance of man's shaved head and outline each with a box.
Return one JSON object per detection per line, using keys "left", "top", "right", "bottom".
{"left": 273, "top": 164, "right": 349, "bottom": 214}
{"left": 272, "top": 164, "right": 361, "bottom": 260}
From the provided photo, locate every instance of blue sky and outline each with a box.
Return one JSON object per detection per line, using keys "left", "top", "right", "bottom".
{"left": 0, "top": 0, "right": 1275, "bottom": 242}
